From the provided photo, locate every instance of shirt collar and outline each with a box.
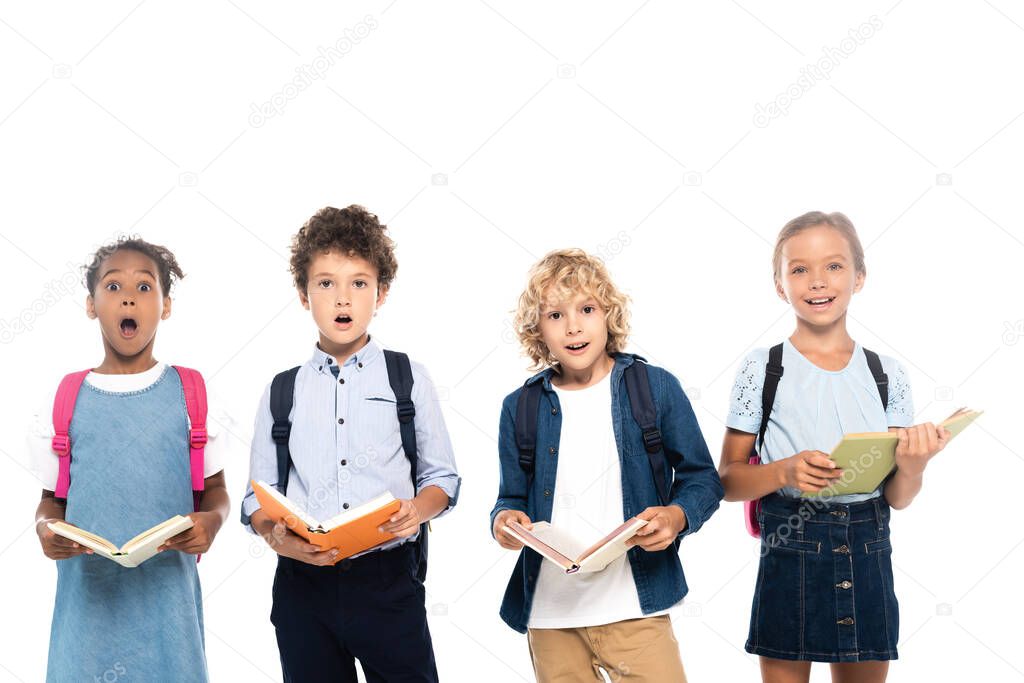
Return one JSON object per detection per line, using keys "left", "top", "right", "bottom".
{"left": 309, "top": 336, "right": 384, "bottom": 375}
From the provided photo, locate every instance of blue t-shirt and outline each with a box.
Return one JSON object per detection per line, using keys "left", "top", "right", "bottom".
{"left": 726, "top": 340, "right": 914, "bottom": 503}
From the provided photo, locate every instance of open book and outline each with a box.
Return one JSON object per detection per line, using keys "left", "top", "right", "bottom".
{"left": 47, "top": 515, "right": 194, "bottom": 568}
{"left": 252, "top": 480, "right": 402, "bottom": 561}
{"left": 503, "top": 518, "right": 647, "bottom": 574}
{"left": 803, "top": 408, "right": 983, "bottom": 497}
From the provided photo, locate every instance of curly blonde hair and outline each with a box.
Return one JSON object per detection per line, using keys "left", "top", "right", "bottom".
{"left": 514, "top": 249, "right": 631, "bottom": 371}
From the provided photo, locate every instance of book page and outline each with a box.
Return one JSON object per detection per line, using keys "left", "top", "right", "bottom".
{"left": 576, "top": 518, "right": 647, "bottom": 565}
{"left": 505, "top": 521, "right": 577, "bottom": 571}
{"left": 254, "top": 480, "right": 321, "bottom": 530}
{"left": 320, "top": 492, "right": 398, "bottom": 531}
{"left": 121, "top": 516, "right": 194, "bottom": 554}
{"left": 47, "top": 522, "right": 118, "bottom": 556}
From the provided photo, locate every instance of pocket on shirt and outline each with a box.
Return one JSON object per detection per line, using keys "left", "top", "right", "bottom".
{"left": 359, "top": 395, "right": 400, "bottom": 434}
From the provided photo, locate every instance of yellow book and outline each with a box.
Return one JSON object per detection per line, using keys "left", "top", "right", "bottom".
{"left": 802, "top": 408, "right": 983, "bottom": 498}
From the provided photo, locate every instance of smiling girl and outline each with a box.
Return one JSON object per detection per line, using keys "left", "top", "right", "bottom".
{"left": 719, "top": 212, "right": 949, "bottom": 683}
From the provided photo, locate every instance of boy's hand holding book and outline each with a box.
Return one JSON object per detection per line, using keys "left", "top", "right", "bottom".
{"left": 493, "top": 509, "right": 533, "bottom": 550}
{"left": 379, "top": 499, "right": 421, "bottom": 538}
{"left": 254, "top": 514, "right": 339, "bottom": 566}
{"left": 628, "top": 505, "right": 688, "bottom": 552}
{"left": 36, "top": 519, "right": 93, "bottom": 560}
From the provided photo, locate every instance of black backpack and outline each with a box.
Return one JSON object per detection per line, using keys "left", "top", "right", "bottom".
{"left": 745, "top": 343, "right": 889, "bottom": 536}
{"left": 268, "top": 350, "right": 427, "bottom": 580}
{"left": 514, "top": 355, "right": 680, "bottom": 506}
{"left": 755, "top": 343, "right": 890, "bottom": 453}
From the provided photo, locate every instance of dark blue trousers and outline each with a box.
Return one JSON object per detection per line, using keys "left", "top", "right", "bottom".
{"left": 271, "top": 543, "right": 438, "bottom": 683}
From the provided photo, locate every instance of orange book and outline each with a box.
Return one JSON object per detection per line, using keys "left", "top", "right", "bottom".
{"left": 251, "top": 480, "right": 402, "bottom": 561}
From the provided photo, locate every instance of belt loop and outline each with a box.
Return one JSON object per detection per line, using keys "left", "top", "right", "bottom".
{"left": 873, "top": 497, "right": 884, "bottom": 533}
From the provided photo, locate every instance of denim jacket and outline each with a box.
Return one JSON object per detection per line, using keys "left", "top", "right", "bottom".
{"left": 490, "top": 353, "right": 724, "bottom": 633}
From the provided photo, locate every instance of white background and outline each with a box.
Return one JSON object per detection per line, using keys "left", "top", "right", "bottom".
{"left": 1, "top": 2, "right": 1022, "bottom": 681}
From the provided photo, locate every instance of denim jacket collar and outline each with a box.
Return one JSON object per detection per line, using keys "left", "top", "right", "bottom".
{"left": 523, "top": 353, "right": 643, "bottom": 391}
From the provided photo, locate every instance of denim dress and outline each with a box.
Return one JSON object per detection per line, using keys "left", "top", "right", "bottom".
{"left": 47, "top": 368, "right": 208, "bottom": 682}
{"left": 727, "top": 342, "right": 912, "bottom": 662}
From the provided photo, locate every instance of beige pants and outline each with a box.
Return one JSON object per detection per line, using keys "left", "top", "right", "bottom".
{"left": 527, "top": 615, "right": 688, "bottom": 682}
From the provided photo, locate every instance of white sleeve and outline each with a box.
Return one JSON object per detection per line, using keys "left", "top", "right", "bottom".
{"left": 200, "top": 393, "right": 233, "bottom": 477}
{"left": 725, "top": 348, "right": 770, "bottom": 434}
{"left": 29, "top": 391, "right": 58, "bottom": 491}
{"left": 883, "top": 358, "right": 914, "bottom": 428}
{"left": 29, "top": 389, "right": 234, "bottom": 489}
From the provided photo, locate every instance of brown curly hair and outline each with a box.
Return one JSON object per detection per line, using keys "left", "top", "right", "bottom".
{"left": 290, "top": 205, "right": 398, "bottom": 292}
{"left": 84, "top": 236, "right": 184, "bottom": 295}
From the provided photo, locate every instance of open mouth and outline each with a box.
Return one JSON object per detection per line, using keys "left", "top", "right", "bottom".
{"left": 119, "top": 318, "right": 138, "bottom": 338}
{"left": 804, "top": 297, "right": 836, "bottom": 308}
{"left": 565, "top": 342, "right": 589, "bottom": 354}
{"left": 334, "top": 314, "right": 353, "bottom": 326}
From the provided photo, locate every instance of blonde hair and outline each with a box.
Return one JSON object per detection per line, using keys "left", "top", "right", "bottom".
{"left": 514, "top": 249, "right": 631, "bottom": 371}
{"left": 772, "top": 211, "right": 866, "bottom": 281}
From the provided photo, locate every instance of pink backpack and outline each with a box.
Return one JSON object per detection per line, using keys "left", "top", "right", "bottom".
{"left": 51, "top": 366, "right": 208, "bottom": 510}
{"left": 745, "top": 344, "right": 784, "bottom": 538}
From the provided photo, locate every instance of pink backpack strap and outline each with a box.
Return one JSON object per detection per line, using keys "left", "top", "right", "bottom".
{"left": 173, "top": 366, "right": 208, "bottom": 512}
{"left": 51, "top": 370, "right": 92, "bottom": 499}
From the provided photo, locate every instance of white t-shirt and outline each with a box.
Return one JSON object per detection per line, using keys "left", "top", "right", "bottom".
{"left": 528, "top": 372, "right": 660, "bottom": 629}
{"left": 29, "top": 363, "right": 228, "bottom": 490}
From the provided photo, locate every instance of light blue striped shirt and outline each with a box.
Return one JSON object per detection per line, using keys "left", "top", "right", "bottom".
{"left": 241, "top": 339, "right": 461, "bottom": 551}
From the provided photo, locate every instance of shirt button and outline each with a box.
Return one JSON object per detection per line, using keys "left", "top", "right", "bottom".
{"left": 343, "top": 503, "right": 350, "bottom": 510}
{"left": 340, "top": 459, "right": 347, "bottom": 466}
{"left": 339, "top": 378, "right": 345, "bottom": 385}
{"left": 357, "top": 362, "right": 363, "bottom": 369}
{"left": 326, "top": 358, "right": 333, "bottom": 365}
{"left": 551, "top": 408, "right": 559, "bottom": 415}
{"left": 549, "top": 447, "right": 557, "bottom": 455}
{"left": 836, "top": 580, "right": 853, "bottom": 589}
{"left": 544, "top": 489, "right": 551, "bottom": 497}
{"left": 338, "top": 418, "right": 345, "bottom": 425}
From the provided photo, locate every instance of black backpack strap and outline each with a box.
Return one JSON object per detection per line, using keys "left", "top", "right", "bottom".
{"left": 757, "top": 344, "right": 785, "bottom": 452}
{"left": 514, "top": 380, "right": 545, "bottom": 477}
{"left": 269, "top": 366, "right": 301, "bottom": 495}
{"left": 383, "top": 349, "right": 428, "bottom": 582}
{"left": 384, "top": 350, "right": 418, "bottom": 479}
{"left": 862, "top": 348, "right": 889, "bottom": 410}
{"left": 623, "top": 359, "right": 674, "bottom": 506}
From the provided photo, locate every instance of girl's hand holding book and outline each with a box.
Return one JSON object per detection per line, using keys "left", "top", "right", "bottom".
{"left": 158, "top": 511, "right": 222, "bottom": 555}
{"left": 36, "top": 519, "right": 93, "bottom": 560}
{"left": 627, "top": 505, "right": 687, "bottom": 552}
{"left": 779, "top": 450, "right": 844, "bottom": 493}
{"left": 893, "top": 422, "right": 951, "bottom": 478}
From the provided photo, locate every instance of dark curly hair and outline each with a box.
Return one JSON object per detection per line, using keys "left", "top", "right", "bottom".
{"left": 290, "top": 205, "right": 397, "bottom": 292}
{"left": 84, "top": 236, "right": 184, "bottom": 295}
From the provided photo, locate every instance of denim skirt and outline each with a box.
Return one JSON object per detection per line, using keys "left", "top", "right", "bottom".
{"left": 746, "top": 494, "right": 899, "bottom": 662}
